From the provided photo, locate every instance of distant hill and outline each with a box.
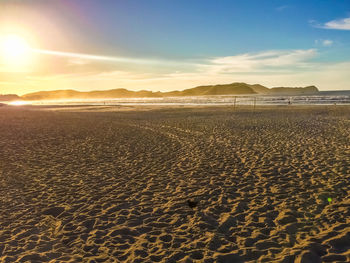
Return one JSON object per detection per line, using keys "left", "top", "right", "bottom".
{"left": 0, "top": 94, "right": 21, "bottom": 101}
{"left": 250, "top": 84, "right": 270, "bottom": 94}
{"left": 319, "top": 90, "right": 350, "bottom": 96}
{"left": 21, "top": 89, "right": 162, "bottom": 100}
{"left": 165, "top": 82, "right": 257, "bottom": 96}
{"left": 269, "top": 86, "right": 319, "bottom": 95}
{"left": 19, "top": 82, "right": 320, "bottom": 100}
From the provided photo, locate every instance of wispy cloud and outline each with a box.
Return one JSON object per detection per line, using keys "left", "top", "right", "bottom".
{"left": 31, "top": 48, "right": 162, "bottom": 65}
{"left": 322, "top": 39, "right": 333, "bottom": 46}
{"left": 315, "top": 39, "right": 333, "bottom": 47}
{"left": 30, "top": 48, "right": 196, "bottom": 68}
{"left": 68, "top": 58, "right": 90, "bottom": 66}
{"left": 313, "top": 17, "right": 350, "bottom": 30}
{"left": 2, "top": 48, "right": 350, "bottom": 94}
{"left": 202, "top": 49, "right": 317, "bottom": 74}
{"left": 276, "top": 5, "right": 290, "bottom": 11}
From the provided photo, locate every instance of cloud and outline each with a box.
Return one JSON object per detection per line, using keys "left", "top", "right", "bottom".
{"left": 315, "top": 39, "right": 333, "bottom": 47}
{"left": 323, "top": 40, "right": 333, "bottom": 46}
{"left": 203, "top": 49, "right": 317, "bottom": 74}
{"left": 31, "top": 48, "right": 161, "bottom": 65}
{"left": 145, "top": 60, "right": 350, "bottom": 91}
{"left": 315, "top": 17, "right": 350, "bottom": 30}
{"left": 68, "top": 58, "right": 90, "bottom": 66}
{"left": 2, "top": 48, "right": 350, "bottom": 94}
{"left": 31, "top": 48, "right": 194, "bottom": 68}
{"left": 276, "top": 5, "right": 290, "bottom": 11}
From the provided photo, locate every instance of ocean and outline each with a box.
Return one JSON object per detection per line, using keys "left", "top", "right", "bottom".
{"left": 18, "top": 94, "right": 350, "bottom": 106}
{"left": 3, "top": 91, "right": 350, "bottom": 106}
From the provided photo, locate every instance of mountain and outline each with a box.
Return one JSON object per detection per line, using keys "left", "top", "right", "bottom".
{"left": 0, "top": 94, "right": 21, "bottom": 101}
{"left": 319, "top": 90, "right": 350, "bottom": 96}
{"left": 19, "top": 83, "right": 320, "bottom": 101}
{"left": 165, "top": 82, "right": 257, "bottom": 96}
{"left": 21, "top": 89, "right": 162, "bottom": 100}
{"left": 269, "top": 86, "right": 319, "bottom": 95}
{"left": 21, "top": 83, "right": 258, "bottom": 100}
{"left": 250, "top": 84, "right": 270, "bottom": 94}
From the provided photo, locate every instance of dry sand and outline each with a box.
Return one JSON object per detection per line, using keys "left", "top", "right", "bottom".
{"left": 0, "top": 105, "right": 349, "bottom": 262}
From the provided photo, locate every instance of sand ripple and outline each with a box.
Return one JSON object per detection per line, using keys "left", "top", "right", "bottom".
{"left": 0, "top": 106, "right": 349, "bottom": 262}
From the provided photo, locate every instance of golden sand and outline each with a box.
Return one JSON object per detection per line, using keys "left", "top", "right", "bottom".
{"left": 0, "top": 105, "right": 349, "bottom": 262}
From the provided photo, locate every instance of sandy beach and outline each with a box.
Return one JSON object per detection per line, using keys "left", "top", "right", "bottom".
{"left": 0, "top": 105, "right": 349, "bottom": 262}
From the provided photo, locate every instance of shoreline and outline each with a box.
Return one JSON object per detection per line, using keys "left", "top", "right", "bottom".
{"left": 3, "top": 103, "right": 350, "bottom": 111}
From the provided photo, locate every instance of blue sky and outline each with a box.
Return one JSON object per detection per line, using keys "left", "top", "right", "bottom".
{"left": 83, "top": 0, "right": 350, "bottom": 57}
{"left": 0, "top": 0, "right": 350, "bottom": 94}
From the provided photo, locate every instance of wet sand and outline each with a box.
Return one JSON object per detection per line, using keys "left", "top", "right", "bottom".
{"left": 0, "top": 105, "right": 349, "bottom": 262}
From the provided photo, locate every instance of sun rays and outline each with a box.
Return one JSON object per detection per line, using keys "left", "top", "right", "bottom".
{"left": 0, "top": 34, "right": 33, "bottom": 70}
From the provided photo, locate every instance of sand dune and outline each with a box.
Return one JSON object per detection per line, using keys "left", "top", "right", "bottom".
{"left": 0, "top": 105, "right": 349, "bottom": 262}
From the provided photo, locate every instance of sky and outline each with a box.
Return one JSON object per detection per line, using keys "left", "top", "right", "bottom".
{"left": 0, "top": 0, "right": 350, "bottom": 95}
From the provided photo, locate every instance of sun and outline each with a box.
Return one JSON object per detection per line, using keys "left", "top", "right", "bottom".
{"left": 0, "top": 34, "right": 32, "bottom": 69}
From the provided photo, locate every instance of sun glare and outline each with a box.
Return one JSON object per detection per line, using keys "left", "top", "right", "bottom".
{"left": 8, "top": 100, "right": 31, "bottom": 106}
{"left": 0, "top": 34, "right": 32, "bottom": 69}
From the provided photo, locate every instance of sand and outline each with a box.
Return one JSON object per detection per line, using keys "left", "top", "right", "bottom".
{"left": 0, "top": 105, "right": 349, "bottom": 262}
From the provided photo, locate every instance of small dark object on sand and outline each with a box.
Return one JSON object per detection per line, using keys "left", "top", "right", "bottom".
{"left": 42, "top": 206, "right": 65, "bottom": 217}
{"left": 187, "top": 199, "right": 198, "bottom": 208}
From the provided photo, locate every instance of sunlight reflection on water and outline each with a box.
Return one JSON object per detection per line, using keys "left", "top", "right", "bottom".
{"left": 25, "top": 95, "right": 350, "bottom": 106}
{"left": 2, "top": 95, "right": 350, "bottom": 106}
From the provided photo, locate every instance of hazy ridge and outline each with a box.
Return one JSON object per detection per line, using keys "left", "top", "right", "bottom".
{"left": 1, "top": 83, "right": 321, "bottom": 101}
